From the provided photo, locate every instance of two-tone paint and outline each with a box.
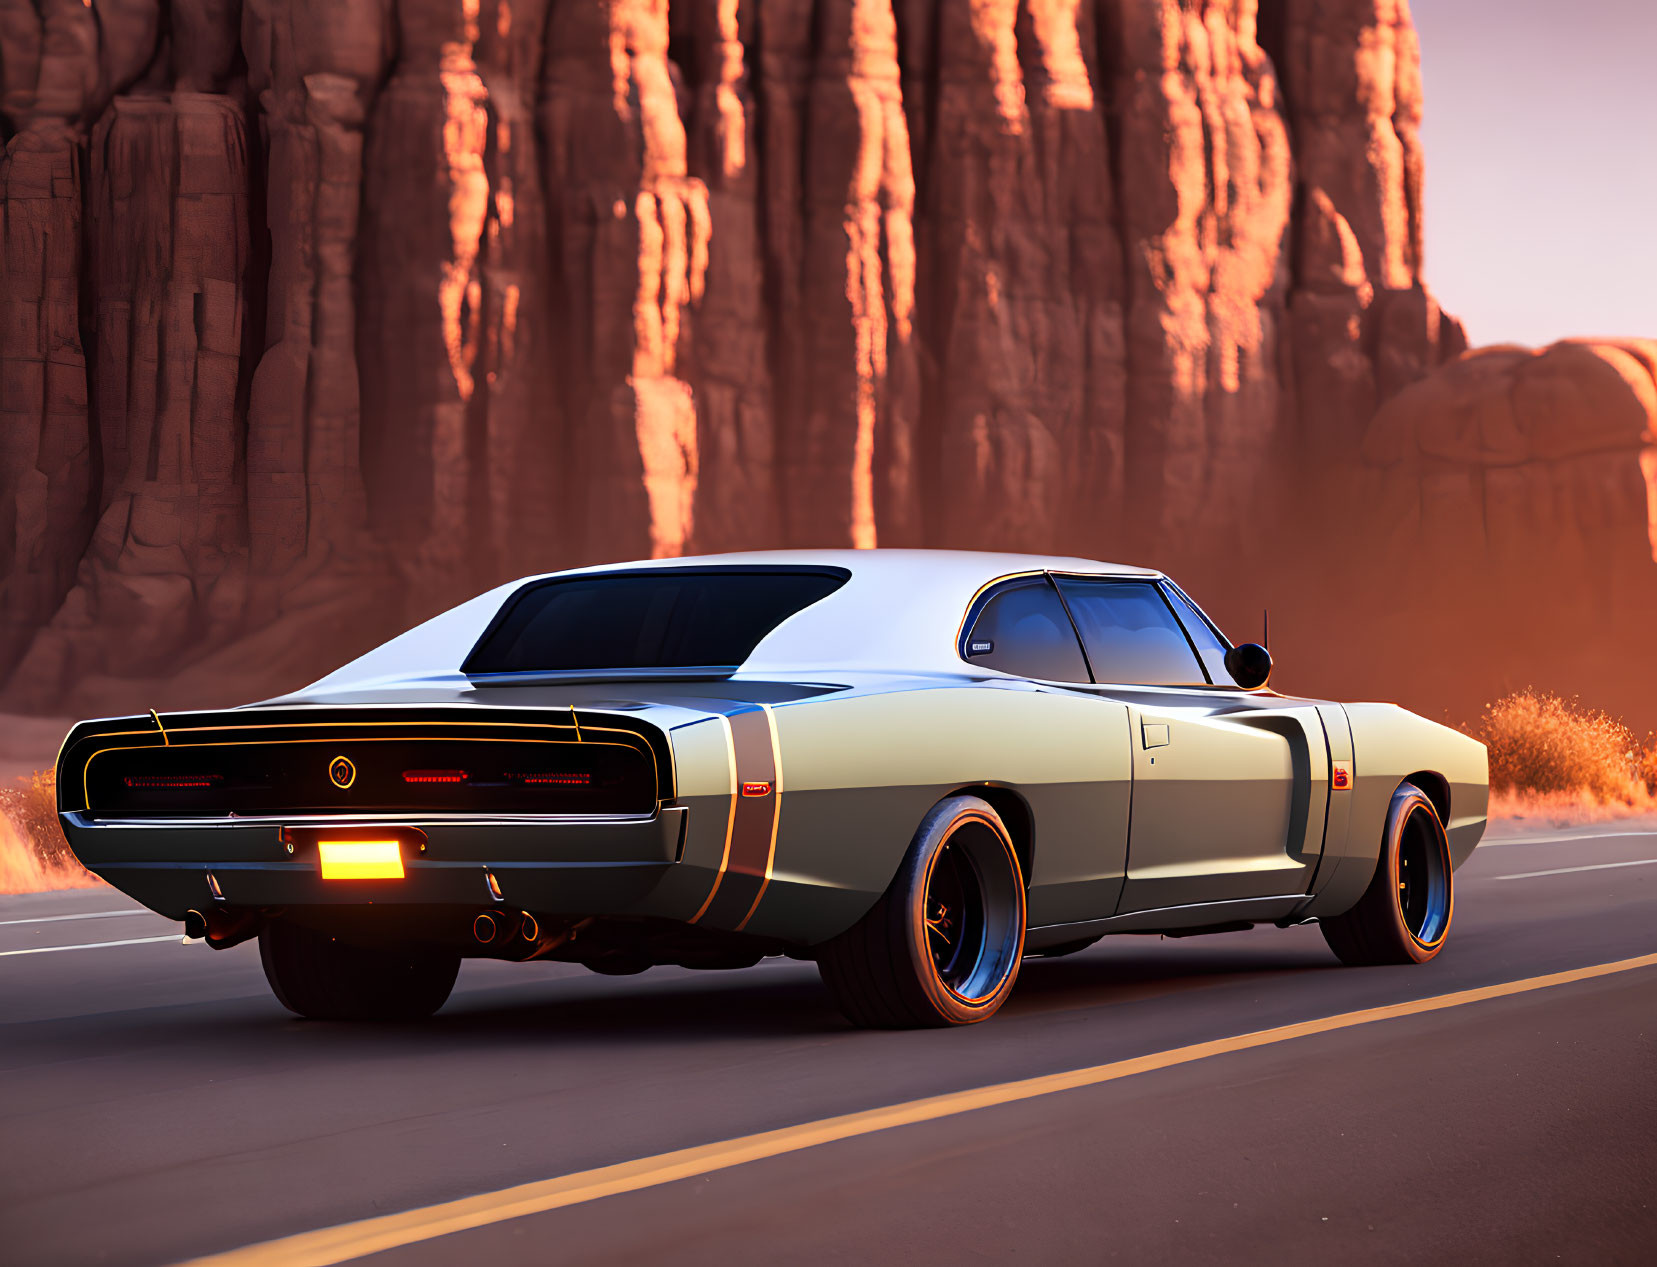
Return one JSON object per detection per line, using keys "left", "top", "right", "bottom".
{"left": 57, "top": 550, "right": 1489, "bottom": 954}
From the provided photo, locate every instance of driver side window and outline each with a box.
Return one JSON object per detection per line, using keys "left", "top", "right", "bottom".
{"left": 1053, "top": 577, "right": 1208, "bottom": 686}
{"left": 961, "top": 577, "right": 1090, "bottom": 683}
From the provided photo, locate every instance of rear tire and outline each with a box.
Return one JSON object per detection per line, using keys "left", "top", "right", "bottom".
{"left": 1321, "top": 782, "right": 1454, "bottom": 966}
{"left": 259, "top": 918, "right": 460, "bottom": 1020}
{"left": 817, "top": 795, "right": 1026, "bottom": 1028}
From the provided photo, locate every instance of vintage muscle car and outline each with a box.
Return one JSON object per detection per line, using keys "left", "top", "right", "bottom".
{"left": 57, "top": 550, "right": 1488, "bottom": 1028}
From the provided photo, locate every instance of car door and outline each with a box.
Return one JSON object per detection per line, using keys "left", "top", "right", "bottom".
{"left": 1052, "top": 576, "right": 1330, "bottom": 914}
{"left": 959, "top": 575, "right": 1133, "bottom": 926}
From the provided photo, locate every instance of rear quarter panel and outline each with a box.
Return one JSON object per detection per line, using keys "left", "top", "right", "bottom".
{"left": 743, "top": 681, "right": 1131, "bottom": 944}
{"left": 1302, "top": 702, "right": 1489, "bottom": 919}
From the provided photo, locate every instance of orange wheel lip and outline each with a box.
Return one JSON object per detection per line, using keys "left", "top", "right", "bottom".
{"left": 1396, "top": 801, "right": 1453, "bottom": 952}
{"left": 915, "top": 810, "right": 1026, "bottom": 1008}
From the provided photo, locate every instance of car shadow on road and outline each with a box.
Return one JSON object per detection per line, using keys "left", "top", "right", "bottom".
{"left": 9, "top": 930, "right": 1347, "bottom": 1066}
{"left": 1006, "top": 934, "right": 1342, "bottom": 1018}
{"left": 419, "top": 930, "right": 1344, "bottom": 1043}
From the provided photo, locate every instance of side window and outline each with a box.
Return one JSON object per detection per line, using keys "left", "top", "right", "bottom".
{"left": 1162, "top": 582, "right": 1237, "bottom": 687}
{"left": 1053, "top": 578, "right": 1206, "bottom": 686}
{"left": 961, "top": 577, "right": 1090, "bottom": 682}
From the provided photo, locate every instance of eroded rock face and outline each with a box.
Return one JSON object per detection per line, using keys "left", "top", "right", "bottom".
{"left": 0, "top": 0, "right": 1643, "bottom": 723}
{"left": 1335, "top": 341, "right": 1657, "bottom": 724}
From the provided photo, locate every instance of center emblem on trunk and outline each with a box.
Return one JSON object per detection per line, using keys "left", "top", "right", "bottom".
{"left": 328, "top": 756, "right": 356, "bottom": 789}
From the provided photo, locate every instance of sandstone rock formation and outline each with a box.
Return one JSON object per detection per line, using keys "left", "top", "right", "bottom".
{"left": 1337, "top": 340, "right": 1657, "bottom": 725}
{"left": 0, "top": 0, "right": 1643, "bottom": 726}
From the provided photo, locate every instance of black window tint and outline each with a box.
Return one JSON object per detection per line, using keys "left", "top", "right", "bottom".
{"left": 1053, "top": 578, "right": 1206, "bottom": 686}
{"left": 465, "top": 569, "right": 848, "bottom": 673}
{"left": 1162, "top": 583, "right": 1236, "bottom": 686}
{"left": 962, "top": 578, "right": 1089, "bottom": 682}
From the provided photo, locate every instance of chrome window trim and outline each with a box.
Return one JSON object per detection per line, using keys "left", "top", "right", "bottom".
{"left": 953, "top": 571, "right": 1273, "bottom": 696}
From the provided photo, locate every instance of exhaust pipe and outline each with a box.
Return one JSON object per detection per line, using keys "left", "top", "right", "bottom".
{"left": 474, "top": 911, "right": 543, "bottom": 948}
{"left": 470, "top": 910, "right": 568, "bottom": 960}
{"left": 182, "top": 908, "right": 260, "bottom": 950}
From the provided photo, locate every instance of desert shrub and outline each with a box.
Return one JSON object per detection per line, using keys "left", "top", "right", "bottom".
{"left": 1479, "top": 691, "right": 1648, "bottom": 804}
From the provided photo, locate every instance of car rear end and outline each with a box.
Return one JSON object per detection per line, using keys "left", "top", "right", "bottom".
{"left": 55, "top": 703, "right": 726, "bottom": 958}
{"left": 55, "top": 558, "right": 869, "bottom": 988}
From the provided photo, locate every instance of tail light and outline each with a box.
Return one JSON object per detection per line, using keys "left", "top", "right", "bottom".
{"left": 402, "top": 769, "right": 469, "bottom": 784}
{"left": 123, "top": 774, "right": 222, "bottom": 789}
{"left": 510, "top": 772, "right": 592, "bottom": 786}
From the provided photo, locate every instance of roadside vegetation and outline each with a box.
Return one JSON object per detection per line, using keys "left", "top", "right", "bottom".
{"left": 0, "top": 771, "right": 98, "bottom": 894}
{"left": 1479, "top": 690, "right": 1657, "bottom": 820}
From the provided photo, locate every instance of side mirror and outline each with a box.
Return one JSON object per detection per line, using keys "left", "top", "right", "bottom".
{"left": 1224, "top": 642, "right": 1272, "bottom": 690}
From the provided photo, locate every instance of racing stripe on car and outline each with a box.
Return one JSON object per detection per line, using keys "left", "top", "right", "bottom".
{"left": 733, "top": 707, "right": 785, "bottom": 933}
{"left": 687, "top": 714, "right": 740, "bottom": 925}
{"left": 694, "top": 704, "right": 781, "bottom": 931}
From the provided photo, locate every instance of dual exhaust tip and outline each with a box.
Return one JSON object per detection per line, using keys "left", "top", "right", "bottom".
{"left": 473, "top": 910, "right": 539, "bottom": 945}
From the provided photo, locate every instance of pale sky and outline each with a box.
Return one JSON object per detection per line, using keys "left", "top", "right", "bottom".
{"left": 1413, "top": 0, "right": 1657, "bottom": 347}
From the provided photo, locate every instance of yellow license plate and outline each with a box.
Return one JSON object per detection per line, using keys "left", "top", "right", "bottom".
{"left": 317, "top": 839, "right": 405, "bottom": 880}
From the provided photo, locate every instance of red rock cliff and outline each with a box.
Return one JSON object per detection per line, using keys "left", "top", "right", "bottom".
{"left": 4, "top": 1, "right": 1648, "bottom": 725}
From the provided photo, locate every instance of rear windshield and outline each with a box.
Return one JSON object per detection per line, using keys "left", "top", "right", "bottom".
{"left": 463, "top": 568, "right": 849, "bottom": 674}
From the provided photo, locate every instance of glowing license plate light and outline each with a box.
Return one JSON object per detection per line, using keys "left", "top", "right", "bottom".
{"left": 318, "top": 839, "right": 406, "bottom": 880}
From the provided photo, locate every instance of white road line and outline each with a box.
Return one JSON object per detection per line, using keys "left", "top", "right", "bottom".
{"left": 1494, "top": 858, "right": 1657, "bottom": 882}
{"left": 0, "top": 934, "right": 182, "bottom": 958}
{"left": 0, "top": 909, "right": 148, "bottom": 927}
{"left": 1484, "top": 828, "right": 1657, "bottom": 847}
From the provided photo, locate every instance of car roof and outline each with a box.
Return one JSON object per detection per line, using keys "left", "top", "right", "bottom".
{"left": 561, "top": 548, "right": 1157, "bottom": 581}
{"left": 301, "top": 549, "right": 1166, "bottom": 690}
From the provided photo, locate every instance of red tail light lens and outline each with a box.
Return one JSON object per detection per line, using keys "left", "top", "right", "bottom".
{"left": 511, "top": 772, "right": 592, "bottom": 786}
{"left": 402, "top": 769, "right": 470, "bottom": 784}
{"left": 123, "top": 774, "right": 222, "bottom": 789}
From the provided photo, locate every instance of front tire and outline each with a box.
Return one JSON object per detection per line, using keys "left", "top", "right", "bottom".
{"left": 259, "top": 918, "right": 460, "bottom": 1020}
{"left": 817, "top": 795, "right": 1027, "bottom": 1028}
{"left": 1321, "top": 782, "right": 1454, "bottom": 966}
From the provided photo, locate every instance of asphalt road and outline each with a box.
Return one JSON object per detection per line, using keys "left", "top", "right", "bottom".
{"left": 4, "top": 818, "right": 1656, "bottom": 1267}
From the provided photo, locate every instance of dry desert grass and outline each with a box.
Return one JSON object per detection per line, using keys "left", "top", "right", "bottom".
{"left": 0, "top": 771, "right": 100, "bottom": 894}
{"left": 1479, "top": 690, "right": 1657, "bottom": 821}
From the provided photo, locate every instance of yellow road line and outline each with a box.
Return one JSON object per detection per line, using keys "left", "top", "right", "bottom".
{"left": 176, "top": 951, "right": 1657, "bottom": 1267}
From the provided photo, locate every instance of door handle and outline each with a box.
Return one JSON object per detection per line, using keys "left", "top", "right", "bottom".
{"left": 1141, "top": 722, "right": 1170, "bottom": 749}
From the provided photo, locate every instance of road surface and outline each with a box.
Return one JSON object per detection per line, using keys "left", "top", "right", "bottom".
{"left": 3, "top": 817, "right": 1655, "bottom": 1266}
